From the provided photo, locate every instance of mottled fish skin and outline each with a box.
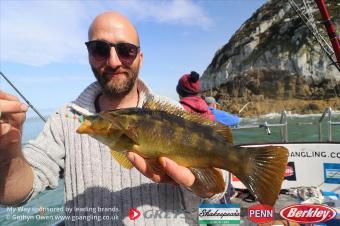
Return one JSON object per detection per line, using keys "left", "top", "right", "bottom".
{"left": 77, "top": 102, "right": 289, "bottom": 206}
{"left": 106, "top": 108, "right": 234, "bottom": 167}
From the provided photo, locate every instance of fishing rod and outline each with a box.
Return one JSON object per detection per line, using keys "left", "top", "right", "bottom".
{"left": 314, "top": 0, "right": 340, "bottom": 69}
{"left": 0, "top": 71, "right": 47, "bottom": 122}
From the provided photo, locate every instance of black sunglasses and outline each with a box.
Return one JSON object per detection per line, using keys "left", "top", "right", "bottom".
{"left": 85, "top": 40, "right": 140, "bottom": 65}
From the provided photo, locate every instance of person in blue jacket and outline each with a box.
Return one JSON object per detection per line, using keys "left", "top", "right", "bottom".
{"left": 205, "top": 96, "right": 241, "bottom": 127}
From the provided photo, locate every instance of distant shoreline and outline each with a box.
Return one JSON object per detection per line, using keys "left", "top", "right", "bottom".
{"left": 245, "top": 110, "right": 340, "bottom": 119}
{"left": 215, "top": 97, "right": 340, "bottom": 118}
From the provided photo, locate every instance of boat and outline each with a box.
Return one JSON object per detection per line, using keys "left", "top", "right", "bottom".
{"left": 228, "top": 107, "right": 340, "bottom": 225}
{"left": 231, "top": 107, "right": 340, "bottom": 193}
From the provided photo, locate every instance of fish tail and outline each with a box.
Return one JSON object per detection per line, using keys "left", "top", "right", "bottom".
{"left": 231, "top": 146, "right": 288, "bottom": 206}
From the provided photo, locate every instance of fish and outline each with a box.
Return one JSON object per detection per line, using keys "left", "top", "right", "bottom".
{"left": 76, "top": 100, "right": 289, "bottom": 206}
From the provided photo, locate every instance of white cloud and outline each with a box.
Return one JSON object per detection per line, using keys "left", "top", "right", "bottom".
{"left": 0, "top": 0, "right": 213, "bottom": 66}
{"left": 0, "top": 1, "right": 90, "bottom": 66}
{"left": 112, "top": 0, "right": 213, "bottom": 28}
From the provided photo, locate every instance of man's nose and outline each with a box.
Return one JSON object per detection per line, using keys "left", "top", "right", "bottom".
{"left": 107, "top": 47, "right": 122, "bottom": 67}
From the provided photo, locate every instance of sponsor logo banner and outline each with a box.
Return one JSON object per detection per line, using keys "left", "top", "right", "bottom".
{"left": 128, "top": 208, "right": 141, "bottom": 220}
{"left": 128, "top": 208, "right": 185, "bottom": 220}
{"left": 280, "top": 204, "right": 336, "bottom": 223}
{"left": 199, "top": 204, "right": 240, "bottom": 225}
{"left": 323, "top": 163, "right": 340, "bottom": 184}
{"left": 248, "top": 204, "right": 274, "bottom": 223}
{"left": 289, "top": 151, "right": 340, "bottom": 158}
{"left": 284, "top": 161, "right": 296, "bottom": 181}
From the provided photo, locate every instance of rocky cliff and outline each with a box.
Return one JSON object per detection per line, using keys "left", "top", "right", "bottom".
{"left": 201, "top": 0, "right": 340, "bottom": 116}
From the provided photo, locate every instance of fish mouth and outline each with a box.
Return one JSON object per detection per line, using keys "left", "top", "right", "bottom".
{"left": 76, "top": 119, "right": 93, "bottom": 134}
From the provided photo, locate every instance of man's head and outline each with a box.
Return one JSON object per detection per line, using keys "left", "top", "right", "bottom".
{"left": 176, "top": 71, "right": 201, "bottom": 98}
{"left": 205, "top": 96, "right": 218, "bottom": 108}
{"left": 87, "top": 12, "right": 143, "bottom": 98}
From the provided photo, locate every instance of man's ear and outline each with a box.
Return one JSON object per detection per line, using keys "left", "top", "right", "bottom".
{"left": 138, "top": 51, "right": 144, "bottom": 68}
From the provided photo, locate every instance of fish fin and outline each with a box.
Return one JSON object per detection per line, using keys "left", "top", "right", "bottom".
{"left": 143, "top": 98, "right": 214, "bottom": 126}
{"left": 121, "top": 126, "right": 139, "bottom": 144}
{"left": 189, "top": 168, "right": 225, "bottom": 196}
{"left": 214, "top": 123, "right": 234, "bottom": 144}
{"left": 113, "top": 135, "right": 136, "bottom": 152}
{"left": 111, "top": 149, "right": 133, "bottom": 169}
{"left": 231, "top": 146, "right": 288, "bottom": 206}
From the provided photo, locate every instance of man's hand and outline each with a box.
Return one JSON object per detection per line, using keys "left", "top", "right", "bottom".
{"left": 0, "top": 90, "right": 33, "bottom": 205}
{"left": 0, "top": 91, "right": 27, "bottom": 147}
{"left": 127, "top": 152, "right": 217, "bottom": 198}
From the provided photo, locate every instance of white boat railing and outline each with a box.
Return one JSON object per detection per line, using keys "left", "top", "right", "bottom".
{"left": 318, "top": 107, "right": 340, "bottom": 142}
{"left": 233, "top": 110, "right": 289, "bottom": 142}
{"left": 233, "top": 107, "right": 340, "bottom": 143}
{"left": 280, "top": 110, "right": 288, "bottom": 142}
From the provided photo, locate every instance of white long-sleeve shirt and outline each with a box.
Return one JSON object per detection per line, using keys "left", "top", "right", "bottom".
{"left": 22, "top": 80, "right": 227, "bottom": 226}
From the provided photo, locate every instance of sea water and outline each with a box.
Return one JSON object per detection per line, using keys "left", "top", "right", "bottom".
{"left": 0, "top": 113, "right": 340, "bottom": 225}
{"left": 234, "top": 112, "right": 340, "bottom": 144}
{"left": 0, "top": 116, "right": 64, "bottom": 226}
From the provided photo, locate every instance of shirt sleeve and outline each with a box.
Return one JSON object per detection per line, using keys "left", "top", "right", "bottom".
{"left": 213, "top": 109, "right": 241, "bottom": 127}
{"left": 22, "top": 111, "right": 65, "bottom": 202}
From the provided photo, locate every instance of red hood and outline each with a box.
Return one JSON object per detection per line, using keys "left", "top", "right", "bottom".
{"left": 180, "top": 96, "right": 215, "bottom": 121}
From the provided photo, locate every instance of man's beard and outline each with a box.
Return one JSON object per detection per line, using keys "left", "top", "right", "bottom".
{"left": 92, "top": 66, "right": 138, "bottom": 98}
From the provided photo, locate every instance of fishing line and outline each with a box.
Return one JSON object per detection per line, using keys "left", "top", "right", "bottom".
{"left": 0, "top": 71, "right": 47, "bottom": 122}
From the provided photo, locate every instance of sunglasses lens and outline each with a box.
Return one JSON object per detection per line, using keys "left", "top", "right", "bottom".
{"left": 116, "top": 43, "right": 139, "bottom": 64}
{"left": 86, "top": 41, "right": 109, "bottom": 61}
{"left": 86, "top": 41, "right": 139, "bottom": 65}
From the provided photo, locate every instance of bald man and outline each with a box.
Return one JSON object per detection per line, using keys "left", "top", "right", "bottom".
{"left": 0, "top": 12, "right": 227, "bottom": 225}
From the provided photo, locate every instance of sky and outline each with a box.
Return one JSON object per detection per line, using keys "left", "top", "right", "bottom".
{"left": 0, "top": 0, "right": 266, "bottom": 117}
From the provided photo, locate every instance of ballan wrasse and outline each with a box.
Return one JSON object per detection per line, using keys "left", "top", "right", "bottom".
{"left": 77, "top": 100, "right": 289, "bottom": 206}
